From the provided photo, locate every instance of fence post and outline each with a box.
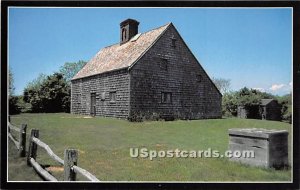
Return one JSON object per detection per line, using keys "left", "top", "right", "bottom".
{"left": 18, "top": 124, "right": 27, "bottom": 157}
{"left": 64, "top": 149, "right": 78, "bottom": 181}
{"left": 27, "top": 129, "right": 39, "bottom": 166}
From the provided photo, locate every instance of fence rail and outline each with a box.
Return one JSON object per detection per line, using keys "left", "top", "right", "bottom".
{"left": 31, "top": 137, "right": 99, "bottom": 181}
{"left": 73, "top": 165, "right": 100, "bottom": 181}
{"left": 29, "top": 158, "right": 58, "bottom": 181}
{"left": 8, "top": 133, "right": 19, "bottom": 149}
{"left": 8, "top": 123, "right": 21, "bottom": 133}
{"left": 27, "top": 129, "right": 99, "bottom": 181}
{"left": 8, "top": 116, "right": 27, "bottom": 157}
{"left": 32, "top": 137, "right": 64, "bottom": 165}
{"left": 8, "top": 116, "right": 99, "bottom": 182}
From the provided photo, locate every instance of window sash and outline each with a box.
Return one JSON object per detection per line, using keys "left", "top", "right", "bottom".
{"left": 109, "top": 92, "right": 116, "bottom": 102}
{"left": 161, "top": 92, "right": 172, "bottom": 103}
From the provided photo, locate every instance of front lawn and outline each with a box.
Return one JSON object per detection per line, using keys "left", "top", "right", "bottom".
{"left": 8, "top": 113, "right": 292, "bottom": 181}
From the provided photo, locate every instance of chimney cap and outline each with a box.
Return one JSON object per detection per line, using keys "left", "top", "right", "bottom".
{"left": 120, "top": 18, "right": 140, "bottom": 27}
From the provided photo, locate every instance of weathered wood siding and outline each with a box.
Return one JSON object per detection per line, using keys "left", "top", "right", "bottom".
{"left": 129, "top": 25, "right": 222, "bottom": 120}
{"left": 237, "top": 105, "right": 260, "bottom": 119}
{"left": 265, "top": 101, "right": 282, "bottom": 121}
{"left": 71, "top": 69, "right": 130, "bottom": 118}
{"left": 229, "top": 128, "right": 288, "bottom": 169}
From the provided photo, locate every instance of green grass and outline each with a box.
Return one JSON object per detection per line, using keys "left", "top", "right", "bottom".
{"left": 8, "top": 139, "right": 42, "bottom": 181}
{"left": 8, "top": 113, "right": 292, "bottom": 181}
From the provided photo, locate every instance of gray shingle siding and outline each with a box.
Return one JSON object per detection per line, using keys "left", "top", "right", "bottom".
{"left": 71, "top": 69, "right": 130, "bottom": 118}
{"left": 71, "top": 24, "right": 222, "bottom": 120}
{"left": 128, "top": 25, "right": 222, "bottom": 120}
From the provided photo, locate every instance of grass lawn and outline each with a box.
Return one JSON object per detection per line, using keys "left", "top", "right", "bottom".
{"left": 8, "top": 140, "right": 42, "bottom": 181}
{"left": 8, "top": 113, "right": 292, "bottom": 181}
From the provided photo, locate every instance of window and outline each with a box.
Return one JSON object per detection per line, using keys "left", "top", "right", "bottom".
{"left": 122, "top": 28, "right": 127, "bottom": 41}
{"left": 161, "top": 92, "right": 172, "bottom": 103}
{"left": 160, "top": 58, "right": 168, "bottom": 71}
{"left": 101, "top": 92, "right": 105, "bottom": 101}
{"left": 170, "top": 35, "right": 177, "bottom": 47}
{"left": 197, "top": 74, "right": 203, "bottom": 82}
{"left": 109, "top": 91, "right": 116, "bottom": 102}
{"left": 75, "top": 94, "right": 81, "bottom": 104}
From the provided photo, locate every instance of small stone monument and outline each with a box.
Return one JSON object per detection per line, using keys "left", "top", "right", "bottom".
{"left": 228, "top": 128, "right": 288, "bottom": 169}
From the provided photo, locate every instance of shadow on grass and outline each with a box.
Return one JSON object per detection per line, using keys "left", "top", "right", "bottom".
{"left": 8, "top": 140, "right": 43, "bottom": 181}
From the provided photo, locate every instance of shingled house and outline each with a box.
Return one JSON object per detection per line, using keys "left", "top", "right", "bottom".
{"left": 71, "top": 19, "right": 222, "bottom": 120}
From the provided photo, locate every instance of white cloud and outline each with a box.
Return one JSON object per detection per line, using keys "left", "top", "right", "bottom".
{"left": 253, "top": 87, "right": 266, "bottom": 92}
{"left": 289, "top": 81, "right": 292, "bottom": 87}
{"left": 270, "top": 84, "right": 286, "bottom": 91}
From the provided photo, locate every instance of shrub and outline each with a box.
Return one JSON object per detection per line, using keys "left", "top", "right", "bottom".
{"left": 9, "top": 96, "right": 21, "bottom": 115}
{"left": 278, "top": 93, "right": 292, "bottom": 123}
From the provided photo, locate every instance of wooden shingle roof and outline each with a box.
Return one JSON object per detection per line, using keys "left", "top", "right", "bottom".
{"left": 72, "top": 23, "right": 171, "bottom": 80}
{"left": 261, "top": 99, "right": 274, "bottom": 106}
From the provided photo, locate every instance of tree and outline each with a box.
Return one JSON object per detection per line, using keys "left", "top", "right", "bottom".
{"left": 26, "top": 73, "right": 47, "bottom": 90}
{"left": 23, "top": 73, "right": 70, "bottom": 113}
{"left": 59, "top": 60, "right": 87, "bottom": 83}
{"left": 9, "top": 69, "right": 21, "bottom": 114}
{"left": 23, "top": 73, "right": 47, "bottom": 106}
{"left": 212, "top": 77, "right": 231, "bottom": 94}
{"left": 222, "top": 91, "right": 238, "bottom": 117}
{"left": 23, "top": 59, "right": 86, "bottom": 113}
{"left": 9, "top": 96, "right": 21, "bottom": 115}
{"left": 9, "top": 68, "right": 15, "bottom": 96}
{"left": 277, "top": 93, "right": 292, "bottom": 123}
{"left": 235, "top": 87, "right": 274, "bottom": 106}
{"left": 222, "top": 87, "right": 274, "bottom": 117}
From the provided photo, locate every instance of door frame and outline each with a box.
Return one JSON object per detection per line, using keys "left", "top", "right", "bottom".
{"left": 90, "top": 93, "right": 96, "bottom": 116}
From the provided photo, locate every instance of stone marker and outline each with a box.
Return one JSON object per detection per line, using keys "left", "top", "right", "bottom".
{"left": 228, "top": 128, "right": 288, "bottom": 169}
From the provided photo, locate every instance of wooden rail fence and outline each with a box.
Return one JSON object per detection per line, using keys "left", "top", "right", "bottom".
{"left": 8, "top": 116, "right": 99, "bottom": 182}
{"left": 8, "top": 116, "right": 27, "bottom": 157}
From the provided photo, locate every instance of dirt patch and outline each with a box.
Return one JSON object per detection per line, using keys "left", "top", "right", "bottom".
{"left": 46, "top": 166, "right": 64, "bottom": 172}
{"left": 60, "top": 116, "right": 93, "bottom": 119}
{"left": 155, "top": 144, "right": 164, "bottom": 147}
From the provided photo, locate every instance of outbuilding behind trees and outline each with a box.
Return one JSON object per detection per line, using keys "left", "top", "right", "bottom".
{"left": 237, "top": 99, "right": 282, "bottom": 121}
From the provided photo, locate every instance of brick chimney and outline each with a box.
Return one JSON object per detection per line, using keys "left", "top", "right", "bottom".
{"left": 120, "top": 19, "right": 139, "bottom": 45}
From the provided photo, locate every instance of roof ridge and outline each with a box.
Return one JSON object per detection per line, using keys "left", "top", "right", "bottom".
{"left": 141, "top": 22, "right": 172, "bottom": 34}
{"left": 72, "top": 22, "right": 172, "bottom": 80}
{"left": 101, "top": 22, "right": 171, "bottom": 50}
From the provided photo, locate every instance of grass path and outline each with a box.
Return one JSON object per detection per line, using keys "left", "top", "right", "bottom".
{"left": 8, "top": 113, "right": 292, "bottom": 181}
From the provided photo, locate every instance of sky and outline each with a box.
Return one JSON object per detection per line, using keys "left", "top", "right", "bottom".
{"left": 8, "top": 8, "right": 292, "bottom": 96}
